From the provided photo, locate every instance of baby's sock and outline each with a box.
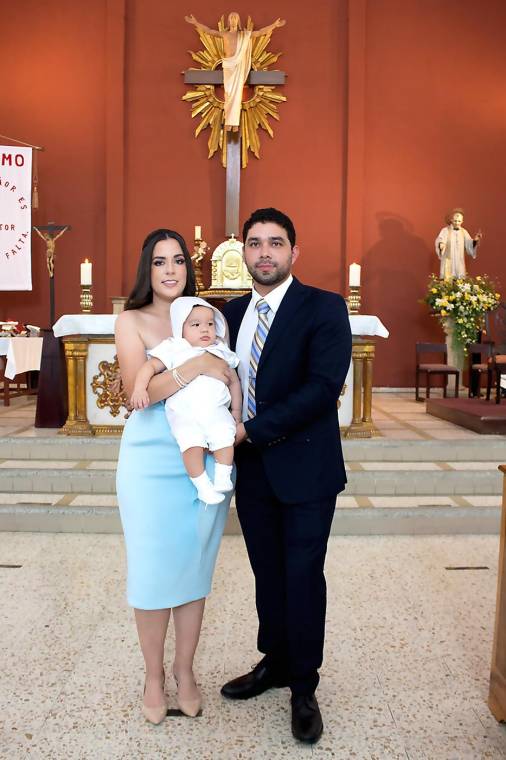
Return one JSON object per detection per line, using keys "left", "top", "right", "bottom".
{"left": 190, "top": 472, "right": 225, "bottom": 505}
{"left": 214, "top": 463, "right": 234, "bottom": 493}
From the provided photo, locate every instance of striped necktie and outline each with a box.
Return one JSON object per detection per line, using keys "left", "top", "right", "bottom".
{"left": 247, "top": 299, "right": 271, "bottom": 419}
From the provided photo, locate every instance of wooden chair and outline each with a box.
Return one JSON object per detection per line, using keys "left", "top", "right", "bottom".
{"left": 415, "top": 342, "right": 459, "bottom": 401}
{"left": 486, "top": 352, "right": 506, "bottom": 405}
{"left": 485, "top": 302, "right": 506, "bottom": 346}
{"left": 467, "top": 341, "right": 494, "bottom": 398}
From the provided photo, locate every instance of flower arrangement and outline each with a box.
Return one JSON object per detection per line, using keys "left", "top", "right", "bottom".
{"left": 423, "top": 275, "right": 501, "bottom": 350}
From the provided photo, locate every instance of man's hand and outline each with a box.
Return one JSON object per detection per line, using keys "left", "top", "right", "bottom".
{"left": 235, "top": 422, "right": 247, "bottom": 446}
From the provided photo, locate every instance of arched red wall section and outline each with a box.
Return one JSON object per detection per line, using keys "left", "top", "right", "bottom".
{"left": 2, "top": 0, "right": 506, "bottom": 386}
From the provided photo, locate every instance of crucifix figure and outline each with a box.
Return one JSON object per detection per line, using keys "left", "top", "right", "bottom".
{"left": 185, "top": 12, "right": 285, "bottom": 131}
{"left": 183, "top": 12, "right": 286, "bottom": 236}
{"left": 33, "top": 223, "right": 71, "bottom": 326}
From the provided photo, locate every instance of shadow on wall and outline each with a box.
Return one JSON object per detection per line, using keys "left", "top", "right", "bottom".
{"left": 361, "top": 213, "right": 439, "bottom": 387}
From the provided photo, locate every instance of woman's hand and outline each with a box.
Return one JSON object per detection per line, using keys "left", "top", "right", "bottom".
{"left": 198, "top": 352, "right": 231, "bottom": 385}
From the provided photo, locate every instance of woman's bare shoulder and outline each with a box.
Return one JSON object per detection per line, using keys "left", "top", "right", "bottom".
{"left": 115, "top": 309, "right": 142, "bottom": 336}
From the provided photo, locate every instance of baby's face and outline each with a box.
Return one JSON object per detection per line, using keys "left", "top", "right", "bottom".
{"left": 182, "top": 306, "right": 217, "bottom": 347}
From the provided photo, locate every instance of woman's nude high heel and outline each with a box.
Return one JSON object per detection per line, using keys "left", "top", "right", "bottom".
{"left": 173, "top": 669, "right": 202, "bottom": 717}
{"left": 142, "top": 672, "right": 168, "bottom": 725}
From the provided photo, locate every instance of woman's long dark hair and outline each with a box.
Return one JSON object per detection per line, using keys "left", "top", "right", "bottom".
{"left": 125, "top": 229, "right": 196, "bottom": 311}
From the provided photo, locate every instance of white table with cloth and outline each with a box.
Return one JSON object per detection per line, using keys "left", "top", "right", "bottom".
{"left": 0, "top": 336, "right": 43, "bottom": 405}
{"left": 0, "top": 337, "right": 43, "bottom": 379}
{"left": 53, "top": 312, "right": 389, "bottom": 436}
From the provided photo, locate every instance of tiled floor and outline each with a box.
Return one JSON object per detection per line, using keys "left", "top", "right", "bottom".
{"left": 0, "top": 392, "right": 488, "bottom": 440}
{"left": 371, "top": 394, "right": 483, "bottom": 440}
{"left": 0, "top": 532, "right": 505, "bottom": 759}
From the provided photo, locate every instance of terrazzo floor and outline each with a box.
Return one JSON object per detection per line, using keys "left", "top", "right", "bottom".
{"left": 1, "top": 532, "right": 505, "bottom": 759}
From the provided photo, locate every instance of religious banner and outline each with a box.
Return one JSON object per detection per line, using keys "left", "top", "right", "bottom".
{"left": 0, "top": 146, "right": 32, "bottom": 290}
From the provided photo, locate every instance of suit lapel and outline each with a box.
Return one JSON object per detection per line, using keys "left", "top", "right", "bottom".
{"left": 258, "top": 278, "right": 308, "bottom": 372}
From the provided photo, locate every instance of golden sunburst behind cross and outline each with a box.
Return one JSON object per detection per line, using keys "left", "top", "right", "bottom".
{"left": 182, "top": 15, "right": 287, "bottom": 168}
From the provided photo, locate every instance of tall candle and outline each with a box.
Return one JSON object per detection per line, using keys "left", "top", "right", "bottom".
{"left": 80, "top": 259, "right": 92, "bottom": 285}
{"left": 349, "top": 263, "right": 361, "bottom": 287}
{"left": 194, "top": 225, "right": 202, "bottom": 240}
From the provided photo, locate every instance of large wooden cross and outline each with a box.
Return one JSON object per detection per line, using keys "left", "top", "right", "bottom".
{"left": 184, "top": 69, "right": 286, "bottom": 237}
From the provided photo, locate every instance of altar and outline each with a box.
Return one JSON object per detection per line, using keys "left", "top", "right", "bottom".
{"left": 53, "top": 313, "right": 389, "bottom": 437}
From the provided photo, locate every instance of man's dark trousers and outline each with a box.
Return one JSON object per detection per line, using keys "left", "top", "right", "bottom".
{"left": 234, "top": 442, "right": 336, "bottom": 696}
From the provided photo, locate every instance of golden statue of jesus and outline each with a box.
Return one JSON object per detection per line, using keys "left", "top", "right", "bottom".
{"left": 185, "top": 12, "right": 285, "bottom": 131}
{"left": 33, "top": 226, "right": 68, "bottom": 278}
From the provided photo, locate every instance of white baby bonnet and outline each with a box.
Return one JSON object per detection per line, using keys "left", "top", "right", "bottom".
{"left": 170, "top": 297, "right": 227, "bottom": 341}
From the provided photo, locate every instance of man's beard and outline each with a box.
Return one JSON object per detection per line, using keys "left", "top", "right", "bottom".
{"left": 248, "top": 261, "right": 291, "bottom": 287}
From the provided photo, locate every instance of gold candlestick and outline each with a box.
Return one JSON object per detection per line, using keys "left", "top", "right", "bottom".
{"left": 80, "top": 285, "right": 93, "bottom": 313}
{"left": 192, "top": 238, "right": 208, "bottom": 294}
{"left": 347, "top": 285, "right": 361, "bottom": 315}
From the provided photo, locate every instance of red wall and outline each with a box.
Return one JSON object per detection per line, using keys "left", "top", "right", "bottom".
{"left": 0, "top": 0, "right": 107, "bottom": 327}
{"left": 2, "top": 0, "right": 506, "bottom": 385}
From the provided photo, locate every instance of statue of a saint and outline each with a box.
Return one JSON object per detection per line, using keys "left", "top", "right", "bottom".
{"left": 435, "top": 208, "right": 482, "bottom": 280}
{"left": 185, "top": 12, "right": 285, "bottom": 131}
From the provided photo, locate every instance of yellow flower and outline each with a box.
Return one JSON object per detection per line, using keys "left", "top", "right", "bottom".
{"left": 496, "top": 293, "right": 501, "bottom": 299}
{"left": 431, "top": 288, "right": 437, "bottom": 294}
{"left": 476, "top": 276, "right": 482, "bottom": 281}
{"left": 441, "top": 310, "right": 448, "bottom": 316}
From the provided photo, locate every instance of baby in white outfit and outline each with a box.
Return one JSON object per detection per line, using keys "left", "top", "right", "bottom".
{"left": 131, "top": 297, "right": 242, "bottom": 505}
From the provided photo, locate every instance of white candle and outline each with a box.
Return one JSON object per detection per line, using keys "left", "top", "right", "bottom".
{"left": 80, "top": 259, "right": 92, "bottom": 285}
{"left": 194, "top": 225, "right": 202, "bottom": 240}
{"left": 349, "top": 263, "right": 361, "bottom": 287}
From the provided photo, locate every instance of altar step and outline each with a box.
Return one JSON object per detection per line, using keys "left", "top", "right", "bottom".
{"left": 1, "top": 434, "right": 506, "bottom": 462}
{"left": 0, "top": 434, "right": 504, "bottom": 535}
{"left": 0, "top": 461, "right": 503, "bottom": 497}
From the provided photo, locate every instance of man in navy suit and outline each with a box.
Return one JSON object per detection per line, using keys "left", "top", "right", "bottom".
{"left": 221, "top": 208, "right": 352, "bottom": 743}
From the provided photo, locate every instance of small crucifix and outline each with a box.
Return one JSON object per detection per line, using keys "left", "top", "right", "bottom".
{"left": 33, "top": 222, "right": 71, "bottom": 327}
{"left": 184, "top": 12, "right": 286, "bottom": 237}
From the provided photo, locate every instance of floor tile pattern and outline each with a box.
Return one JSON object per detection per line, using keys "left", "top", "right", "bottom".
{"left": 0, "top": 533, "right": 505, "bottom": 758}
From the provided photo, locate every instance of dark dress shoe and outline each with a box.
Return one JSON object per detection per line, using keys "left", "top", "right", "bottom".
{"left": 291, "top": 694, "right": 323, "bottom": 744}
{"left": 221, "top": 661, "right": 287, "bottom": 700}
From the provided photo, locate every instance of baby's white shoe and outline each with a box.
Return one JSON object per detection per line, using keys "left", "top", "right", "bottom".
{"left": 190, "top": 472, "right": 225, "bottom": 505}
{"left": 214, "top": 463, "right": 234, "bottom": 493}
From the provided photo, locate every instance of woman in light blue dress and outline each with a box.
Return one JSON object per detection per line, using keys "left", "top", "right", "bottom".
{"left": 115, "top": 229, "right": 233, "bottom": 724}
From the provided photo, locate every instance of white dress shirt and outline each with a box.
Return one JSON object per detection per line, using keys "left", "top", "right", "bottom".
{"left": 236, "top": 275, "right": 293, "bottom": 421}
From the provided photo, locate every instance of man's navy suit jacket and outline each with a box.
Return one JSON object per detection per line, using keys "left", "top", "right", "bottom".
{"left": 223, "top": 277, "right": 352, "bottom": 504}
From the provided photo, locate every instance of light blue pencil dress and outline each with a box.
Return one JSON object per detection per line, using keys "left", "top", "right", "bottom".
{"left": 116, "top": 401, "right": 231, "bottom": 610}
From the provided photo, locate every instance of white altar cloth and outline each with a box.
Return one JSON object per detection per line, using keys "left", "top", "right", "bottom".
{"left": 53, "top": 314, "right": 117, "bottom": 337}
{"left": 52, "top": 313, "right": 389, "bottom": 339}
{"left": 349, "top": 314, "right": 389, "bottom": 339}
{"left": 0, "top": 337, "right": 43, "bottom": 379}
